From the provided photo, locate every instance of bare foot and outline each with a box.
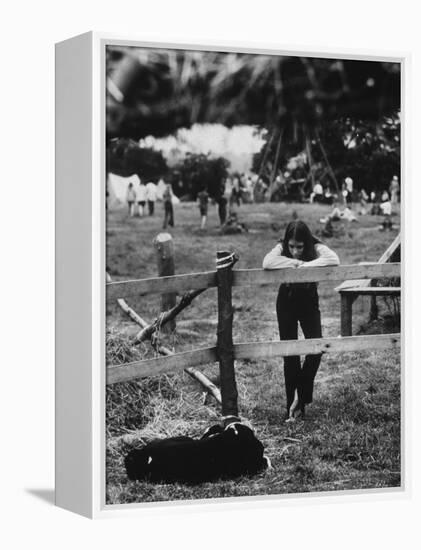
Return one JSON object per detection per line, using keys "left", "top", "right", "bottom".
{"left": 286, "top": 390, "right": 305, "bottom": 421}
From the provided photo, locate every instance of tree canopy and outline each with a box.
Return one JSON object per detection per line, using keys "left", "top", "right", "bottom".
{"left": 106, "top": 47, "right": 400, "bottom": 140}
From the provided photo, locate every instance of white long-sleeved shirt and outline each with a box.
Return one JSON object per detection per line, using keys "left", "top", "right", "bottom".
{"left": 262, "top": 242, "right": 339, "bottom": 270}
{"left": 126, "top": 186, "right": 136, "bottom": 202}
{"left": 145, "top": 182, "right": 157, "bottom": 201}
{"left": 135, "top": 184, "right": 147, "bottom": 202}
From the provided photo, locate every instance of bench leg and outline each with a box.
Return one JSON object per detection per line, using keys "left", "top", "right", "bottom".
{"left": 341, "top": 295, "right": 353, "bottom": 336}
{"left": 369, "top": 295, "right": 378, "bottom": 321}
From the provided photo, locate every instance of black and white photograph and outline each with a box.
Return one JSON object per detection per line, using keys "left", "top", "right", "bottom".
{"left": 6, "top": 0, "right": 421, "bottom": 544}
{"left": 104, "top": 44, "right": 401, "bottom": 505}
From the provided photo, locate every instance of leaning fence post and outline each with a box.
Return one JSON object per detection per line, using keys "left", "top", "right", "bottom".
{"left": 216, "top": 250, "right": 240, "bottom": 425}
{"left": 154, "top": 232, "right": 176, "bottom": 333}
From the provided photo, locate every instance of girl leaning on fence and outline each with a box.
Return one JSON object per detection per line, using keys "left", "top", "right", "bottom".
{"left": 262, "top": 220, "right": 339, "bottom": 421}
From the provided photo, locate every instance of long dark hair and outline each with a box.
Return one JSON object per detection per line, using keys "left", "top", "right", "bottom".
{"left": 280, "top": 220, "right": 321, "bottom": 261}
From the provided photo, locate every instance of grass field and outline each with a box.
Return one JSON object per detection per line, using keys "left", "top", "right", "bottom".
{"left": 105, "top": 200, "right": 401, "bottom": 505}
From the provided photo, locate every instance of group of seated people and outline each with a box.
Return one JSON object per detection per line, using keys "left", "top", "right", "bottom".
{"left": 320, "top": 205, "right": 357, "bottom": 224}
{"left": 319, "top": 190, "right": 396, "bottom": 236}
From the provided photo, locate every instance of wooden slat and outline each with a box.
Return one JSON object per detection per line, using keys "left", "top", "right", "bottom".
{"left": 336, "top": 233, "right": 401, "bottom": 292}
{"left": 340, "top": 287, "right": 401, "bottom": 296}
{"left": 106, "top": 271, "right": 217, "bottom": 300}
{"left": 106, "top": 263, "right": 400, "bottom": 299}
{"left": 107, "top": 334, "right": 400, "bottom": 384}
{"left": 336, "top": 278, "right": 370, "bottom": 291}
{"left": 234, "top": 333, "right": 400, "bottom": 360}
{"left": 107, "top": 346, "right": 218, "bottom": 384}
{"left": 378, "top": 233, "right": 401, "bottom": 264}
{"left": 232, "top": 263, "right": 400, "bottom": 287}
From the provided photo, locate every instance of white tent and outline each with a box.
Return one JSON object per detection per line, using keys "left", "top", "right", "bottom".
{"left": 107, "top": 173, "right": 140, "bottom": 209}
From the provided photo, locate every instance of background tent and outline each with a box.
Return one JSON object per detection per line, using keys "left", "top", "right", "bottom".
{"left": 107, "top": 173, "right": 140, "bottom": 209}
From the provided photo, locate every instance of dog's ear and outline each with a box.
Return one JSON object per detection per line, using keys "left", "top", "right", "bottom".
{"left": 225, "top": 423, "right": 240, "bottom": 436}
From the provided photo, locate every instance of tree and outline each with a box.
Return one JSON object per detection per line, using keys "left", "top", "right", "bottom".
{"left": 313, "top": 115, "right": 400, "bottom": 193}
{"left": 174, "top": 154, "right": 229, "bottom": 199}
{"left": 252, "top": 114, "right": 400, "bottom": 196}
{"left": 107, "top": 138, "right": 168, "bottom": 181}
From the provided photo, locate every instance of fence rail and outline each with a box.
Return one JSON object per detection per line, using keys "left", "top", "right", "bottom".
{"left": 107, "top": 346, "right": 218, "bottom": 384}
{"left": 107, "top": 333, "right": 400, "bottom": 385}
{"left": 107, "top": 256, "right": 401, "bottom": 422}
{"left": 106, "top": 263, "right": 400, "bottom": 300}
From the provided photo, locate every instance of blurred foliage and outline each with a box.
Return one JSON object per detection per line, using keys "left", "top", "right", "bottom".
{"left": 106, "top": 48, "right": 400, "bottom": 195}
{"left": 107, "top": 138, "right": 168, "bottom": 181}
{"left": 253, "top": 114, "right": 400, "bottom": 193}
{"left": 173, "top": 153, "right": 229, "bottom": 199}
{"left": 106, "top": 47, "right": 400, "bottom": 140}
{"left": 317, "top": 116, "right": 400, "bottom": 193}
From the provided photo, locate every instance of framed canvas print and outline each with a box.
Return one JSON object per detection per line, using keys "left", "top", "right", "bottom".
{"left": 55, "top": 32, "right": 406, "bottom": 518}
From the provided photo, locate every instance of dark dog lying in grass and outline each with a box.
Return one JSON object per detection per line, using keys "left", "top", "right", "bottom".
{"left": 125, "top": 422, "right": 270, "bottom": 484}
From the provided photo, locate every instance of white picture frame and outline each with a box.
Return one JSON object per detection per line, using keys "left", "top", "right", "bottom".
{"left": 55, "top": 32, "right": 408, "bottom": 518}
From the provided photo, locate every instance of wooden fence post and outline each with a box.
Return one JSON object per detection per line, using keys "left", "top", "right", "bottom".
{"left": 154, "top": 232, "right": 176, "bottom": 333}
{"left": 216, "top": 250, "right": 239, "bottom": 424}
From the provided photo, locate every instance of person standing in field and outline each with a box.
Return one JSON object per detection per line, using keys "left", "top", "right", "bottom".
{"left": 262, "top": 220, "right": 339, "bottom": 421}
{"left": 224, "top": 176, "right": 233, "bottom": 205}
{"left": 389, "top": 175, "right": 400, "bottom": 207}
{"left": 136, "top": 180, "right": 147, "bottom": 217}
{"left": 126, "top": 182, "right": 136, "bottom": 216}
{"left": 145, "top": 180, "right": 157, "bottom": 216}
{"left": 358, "top": 188, "right": 369, "bottom": 215}
{"left": 197, "top": 188, "right": 209, "bottom": 229}
{"left": 217, "top": 195, "right": 228, "bottom": 226}
{"left": 162, "top": 182, "right": 174, "bottom": 229}
{"left": 345, "top": 176, "right": 354, "bottom": 204}
{"left": 231, "top": 176, "right": 241, "bottom": 208}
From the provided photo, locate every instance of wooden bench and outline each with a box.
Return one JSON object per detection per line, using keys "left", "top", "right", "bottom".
{"left": 336, "top": 233, "right": 401, "bottom": 336}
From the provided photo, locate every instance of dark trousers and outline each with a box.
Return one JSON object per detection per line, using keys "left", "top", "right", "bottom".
{"left": 148, "top": 200, "right": 155, "bottom": 215}
{"left": 163, "top": 202, "right": 174, "bottom": 228}
{"left": 218, "top": 198, "right": 227, "bottom": 225}
{"left": 276, "top": 285, "right": 322, "bottom": 412}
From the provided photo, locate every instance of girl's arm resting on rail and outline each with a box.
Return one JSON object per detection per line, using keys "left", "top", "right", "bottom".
{"left": 299, "top": 243, "right": 340, "bottom": 267}
{"left": 262, "top": 244, "right": 298, "bottom": 269}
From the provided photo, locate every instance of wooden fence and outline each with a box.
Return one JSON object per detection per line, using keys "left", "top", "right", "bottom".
{"left": 107, "top": 263, "right": 400, "bottom": 300}
{"left": 106, "top": 260, "right": 401, "bottom": 420}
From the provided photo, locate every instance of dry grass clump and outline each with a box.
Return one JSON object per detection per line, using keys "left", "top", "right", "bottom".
{"left": 106, "top": 329, "right": 187, "bottom": 436}
{"left": 106, "top": 328, "right": 222, "bottom": 439}
{"left": 106, "top": 328, "right": 148, "bottom": 366}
